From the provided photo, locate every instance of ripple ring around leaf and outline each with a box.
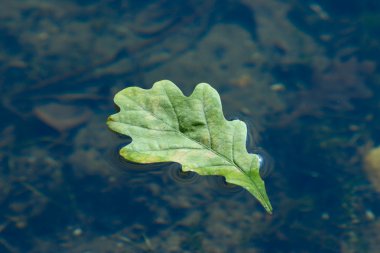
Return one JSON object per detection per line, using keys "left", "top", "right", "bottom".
{"left": 167, "top": 165, "right": 200, "bottom": 184}
{"left": 253, "top": 148, "right": 274, "bottom": 179}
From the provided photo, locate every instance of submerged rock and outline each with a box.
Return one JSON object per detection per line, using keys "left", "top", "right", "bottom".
{"left": 363, "top": 146, "right": 380, "bottom": 193}
{"left": 34, "top": 103, "right": 92, "bottom": 132}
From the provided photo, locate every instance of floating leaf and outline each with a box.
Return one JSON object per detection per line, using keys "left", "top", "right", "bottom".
{"left": 107, "top": 80, "right": 272, "bottom": 213}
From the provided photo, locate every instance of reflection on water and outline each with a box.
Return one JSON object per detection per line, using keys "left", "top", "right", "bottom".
{"left": 1, "top": 0, "right": 380, "bottom": 252}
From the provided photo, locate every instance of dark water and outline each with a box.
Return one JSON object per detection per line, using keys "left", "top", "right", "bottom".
{"left": 1, "top": 0, "right": 380, "bottom": 252}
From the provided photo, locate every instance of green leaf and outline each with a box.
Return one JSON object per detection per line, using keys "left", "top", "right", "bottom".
{"left": 107, "top": 80, "right": 272, "bottom": 213}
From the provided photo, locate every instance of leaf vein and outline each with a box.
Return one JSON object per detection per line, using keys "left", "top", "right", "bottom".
{"left": 162, "top": 85, "right": 180, "bottom": 130}
{"left": 123, "top": 123, "right": 174, "bottom": 132}
{"left": 137, "top": 147, "right": 205, "bottom": 152}
{"left": 201, "top": 87, "right": 212, "bottom": 148}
